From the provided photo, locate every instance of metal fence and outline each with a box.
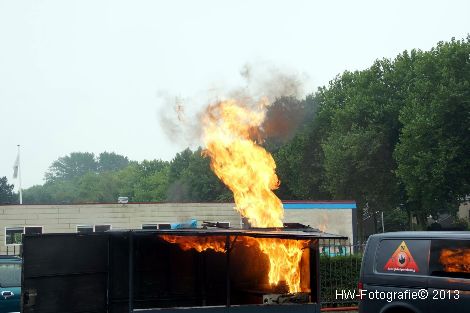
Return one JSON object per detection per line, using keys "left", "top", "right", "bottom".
{"left": 5, "top": 245, "right": 22, "bottom": 256}
{"left": 319, "top": 239, "right": 365, "bottom": 308}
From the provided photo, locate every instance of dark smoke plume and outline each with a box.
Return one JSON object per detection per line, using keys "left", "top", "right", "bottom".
{"left": 158, "top": 63, "right": 309, "bottom": 147}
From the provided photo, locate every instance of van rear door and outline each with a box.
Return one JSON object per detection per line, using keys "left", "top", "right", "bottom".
{"left": 361, "top": 238, "right": 430, "bottom": 312}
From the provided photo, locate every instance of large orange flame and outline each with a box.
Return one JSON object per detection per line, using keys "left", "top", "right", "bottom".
{"left": 439, "top": 248, "right": 470, "bottom": 273}
{"left": 200, "top": 98, "right": 308, "bottom": 293}
{"left": 201, "top": 99, "right": 284, "bottom": 227}
{"left": 256, "top": 238, "right": 308, "bottom": 293}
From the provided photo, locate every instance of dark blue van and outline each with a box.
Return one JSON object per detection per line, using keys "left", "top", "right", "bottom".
{"left": 0, "top": 256, "right": 21, "bottom": 313}
{"left": 359, "top": 232, "right": 470, "bottom": 313}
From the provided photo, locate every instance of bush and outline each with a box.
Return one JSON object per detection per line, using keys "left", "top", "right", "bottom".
{"left": 320, "top": 254, "right": 362, "bottom": 307}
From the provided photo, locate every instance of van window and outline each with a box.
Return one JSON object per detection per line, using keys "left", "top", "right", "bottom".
{"left": 375, "top": 239, "right": 429, "bottom": 275}
{"left": 0, "top": 263, "right": 21, "bottom": 287}
{"left": 430, "top": 239, "right": 470, "bottom": 279}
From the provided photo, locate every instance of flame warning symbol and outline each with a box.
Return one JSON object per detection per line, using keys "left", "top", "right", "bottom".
{"left": 384, "top": 241, "right": 419, "bottom": 273}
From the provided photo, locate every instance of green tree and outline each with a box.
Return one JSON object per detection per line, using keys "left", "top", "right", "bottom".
{"left": 395, "top": 38, "right": 470, "bottom": 225}
{"left": 45, "top": 152, "right": 97, "bottom": 183}
{"left": 23, "top": 184, "right": 52, "bottom": 204}
{"left": 73, "top": 171, "right": 123, "bottom": 203}
{"left": 168, "top": 148, "right": 193, "bottom": 184}
{"left": 180, "top": 148, "right": 231, "bottom": 201}
{"left": 133, "top": 160, "right": 170, "bottom": 201}
{"left": 317, "top": 58, "right": 409, "bottom": 237}
{"left": 114, "top": 162, "right": 140, "bottom": 200}
{"left": 166, "top": 148, "right": 231, "bottom": 201}
{"left": 97, "top": 152, "right": 129, "bottom": 172}
{"left": 166, "top": 148, "right": 194, "bottom": 200}
{"left": 0, "top": 176, "right": 14, "bottom": 204}
{"left": 274, "top": 117, "right": 330, "bottom": 200}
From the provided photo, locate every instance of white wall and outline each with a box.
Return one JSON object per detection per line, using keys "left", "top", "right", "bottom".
{"left": 0, "top": 203, "right": 356, "bottom": 254}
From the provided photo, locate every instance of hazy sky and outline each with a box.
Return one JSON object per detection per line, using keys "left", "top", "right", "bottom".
{"left": 1, "top": 0, "right": 469, "bottom": 189}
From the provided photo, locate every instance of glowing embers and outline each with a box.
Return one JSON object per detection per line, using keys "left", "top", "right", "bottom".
{"left": 439, "top": 248, "right": 470, "bottom": 273}
{"left": 159, "top": 234, "right": 310, "bottom": 293}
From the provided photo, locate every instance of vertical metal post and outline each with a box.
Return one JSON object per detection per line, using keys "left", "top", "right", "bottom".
{"left": 128, "top": 231, "right": 134, "bottom": 313}
{"left": 106, "top": 235, "right": 111, "bottom": 313}
{"left": 310, "top": 239, "right": 321, "bottom": 309}
{"left": 225, "top": 235, "right": 231, "bottom": 308}
{"left": 201, "top": 253, "right": 207, "bottom": 306}
{"left": 381, "top": 211, "right": 385, "bottom": 233}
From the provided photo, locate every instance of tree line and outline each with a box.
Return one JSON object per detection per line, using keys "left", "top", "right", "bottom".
{"left": 2, "top": 37, "right": 468, "bottom": 235}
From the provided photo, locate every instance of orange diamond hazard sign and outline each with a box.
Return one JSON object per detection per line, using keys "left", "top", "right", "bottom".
{"left": 384, "top": 241, "right": 419, "bottom": 273}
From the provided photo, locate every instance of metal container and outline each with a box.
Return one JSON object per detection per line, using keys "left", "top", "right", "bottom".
{"left": 21, "top": 227, "right": 346, "bottom": 313}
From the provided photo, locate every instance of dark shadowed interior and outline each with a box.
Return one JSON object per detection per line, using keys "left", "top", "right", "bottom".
{"left": 133, "top": 234, "right": 312, "bottom": 309}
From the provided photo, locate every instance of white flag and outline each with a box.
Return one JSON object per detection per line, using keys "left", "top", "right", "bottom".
{"left": 13, "top": 154, "right": 19, "bottom": 179}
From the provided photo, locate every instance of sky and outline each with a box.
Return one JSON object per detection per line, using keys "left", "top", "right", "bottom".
{"left": 1, "top": 0, "right": 469, "bottom": 189}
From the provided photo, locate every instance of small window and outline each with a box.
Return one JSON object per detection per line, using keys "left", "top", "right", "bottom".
{"left": 25, "top": 226, "right": 43, "bottom": 235}
{"left": 430, "top": 239, "right": 470, "bottom": 279}
{"left": 5, "top": 226, "right": 43, "bottom": 245}
{"left": 94, "top": 225, "right": 111, "bottom": 232}
{"left": 76, "top": 225, "right": 111, "bottom": 233}
{"left": 5, "top": 227, "right": 24, "bottom": 245}
{"left": 158, "top": 223, "right": 172, "bottom": 230}
{"left": 77, "top": 225, "right": 94, "bottom": 234}
{"left": 217, "top": 222, "right": 230, "bottom": 228}
{"left": 142, "top": 224, "right": 159, "bottom": 230}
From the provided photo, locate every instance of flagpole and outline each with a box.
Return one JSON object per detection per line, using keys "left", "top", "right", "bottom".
{"left": 17, "top": 145, "right": 22, "bottom": 204}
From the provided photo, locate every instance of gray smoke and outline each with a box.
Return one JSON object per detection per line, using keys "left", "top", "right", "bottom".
{"left": 157, "top": 91, "right": 202, "bottom": 148}
{"left": 239, "top": 62, "right": 306, "bottom": 102}
{"left": 157, "top": 63, "right": 308, "bottom": 147}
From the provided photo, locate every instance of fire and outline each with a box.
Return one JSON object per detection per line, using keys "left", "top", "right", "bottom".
{"left": 256, "top": 238, "right": 309, "bottom": 293}
{"left": 201, "top": 99, "right": 284, "bottom": 228}
{"left": 200, "top": 98, "right": 308, "bottom": 293}
{"left": 160, "top": 234, "right": 309, "bottom": 293}
{"left": 160, "top": 235, "right": 226, "bottom": 253}
{"left": 439, "top": 248, "right": 470, "bottom": 273}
